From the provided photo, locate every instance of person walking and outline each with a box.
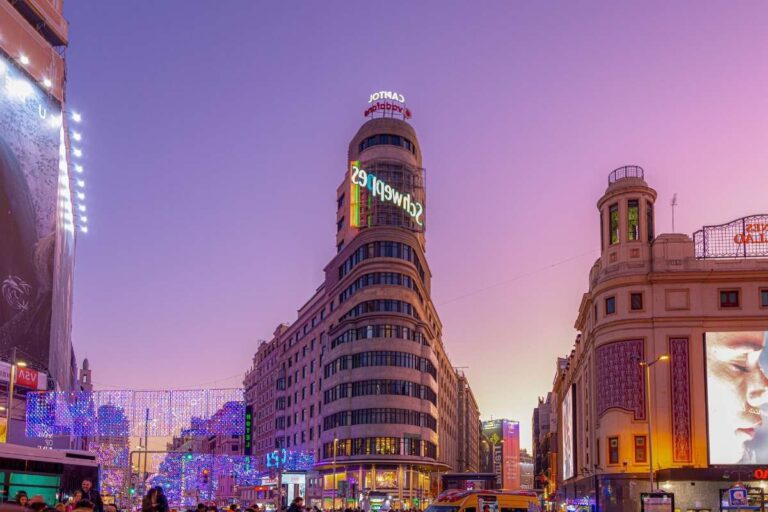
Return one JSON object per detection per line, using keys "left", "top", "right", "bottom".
{"left": 141, "top": 487, "right": 169, "bottom": 512}
{"left": 287, "top": 497, "right": 304, "bottom": 512}
{"left": 80, "top": 479, "right": 103, "bottom": 512}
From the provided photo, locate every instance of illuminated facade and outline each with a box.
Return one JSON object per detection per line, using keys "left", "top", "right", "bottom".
{"left": 554, "top": 167, "right": 768, "bottom": 512}
{"left": 245, "top": 112, "right": 475, "bottom": 508}
{"left": 1, "top": 0, "right": 82, "bottom": 446}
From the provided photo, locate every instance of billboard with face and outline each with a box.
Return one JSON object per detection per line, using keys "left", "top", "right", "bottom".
{"left": 0, "top": 52, "right": 75, "bottom": 390}
{"left": 706, "top": 331, "right": 768, "bottom": 464}
{"left": 561, "top": 385, "right": 574, "bottom": 480}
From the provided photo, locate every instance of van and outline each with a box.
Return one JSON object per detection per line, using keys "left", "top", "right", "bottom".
{"left": 426, "top": 490, "right": 541, "bottom": 512}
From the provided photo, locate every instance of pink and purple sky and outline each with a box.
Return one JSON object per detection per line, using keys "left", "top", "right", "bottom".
{"left": 65, "top": 2, "right": 768, "bottom": 449}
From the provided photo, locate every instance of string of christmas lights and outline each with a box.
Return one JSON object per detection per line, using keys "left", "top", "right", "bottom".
{"left": 26, "top": 389, "right": 245, "bottom": 437}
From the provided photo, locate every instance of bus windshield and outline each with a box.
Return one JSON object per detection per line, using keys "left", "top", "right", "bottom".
{"left": 426, "top": 506, "right": 461, "bottom": 512}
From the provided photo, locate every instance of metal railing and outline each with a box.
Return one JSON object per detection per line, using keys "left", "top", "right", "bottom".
{"left": 608, "top": 165, "right": 644, "bottom": 184}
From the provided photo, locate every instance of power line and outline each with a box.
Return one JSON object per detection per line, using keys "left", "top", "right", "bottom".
{"left": 438, "top": 249, "right": 597, "bottom": 306}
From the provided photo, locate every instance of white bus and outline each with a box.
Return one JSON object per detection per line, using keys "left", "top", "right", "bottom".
{"left": 0, "top": 443, "right": 99, "bottom": 504}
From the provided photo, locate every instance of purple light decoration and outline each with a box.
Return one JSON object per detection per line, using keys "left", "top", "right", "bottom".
{"left": 26, "top": 389, "right": 245, "bottom": 437}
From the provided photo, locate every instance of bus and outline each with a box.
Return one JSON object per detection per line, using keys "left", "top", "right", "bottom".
{"left": 0, "top": 443, "right": 99, "bottom": 504}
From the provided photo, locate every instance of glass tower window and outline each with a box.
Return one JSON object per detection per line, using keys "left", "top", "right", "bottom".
{"left": 609, "top": 203, "right": 619, "bottom": 245}
{"left": 627, "top": 200, "right": 639, "bottom": 241}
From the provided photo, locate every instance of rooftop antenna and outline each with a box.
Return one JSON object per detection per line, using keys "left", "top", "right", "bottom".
{"left": 671, "top": 193, "right": 678, "bottom": 232}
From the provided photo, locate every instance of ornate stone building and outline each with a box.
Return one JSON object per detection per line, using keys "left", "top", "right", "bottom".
{"left": 555, "top": 166, "right": 768, "bottom": 512}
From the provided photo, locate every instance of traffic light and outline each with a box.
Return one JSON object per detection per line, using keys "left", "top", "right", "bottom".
{"left": 202, "top": 468, "right": 209, "bottom": 485}
{"left": 185, "top": 451, "right": 193, "bottom": 461}
{"left": 129, "top": 488, "right": 136, "bottom": 496}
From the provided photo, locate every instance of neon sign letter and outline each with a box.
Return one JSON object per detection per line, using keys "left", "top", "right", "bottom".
{"left": 350, "top": 162, "right": 423, "bottom": 226}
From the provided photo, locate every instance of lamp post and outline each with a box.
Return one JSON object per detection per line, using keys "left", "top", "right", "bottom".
{"left": 637, "top": 354, "right": 669, "bottom": 492}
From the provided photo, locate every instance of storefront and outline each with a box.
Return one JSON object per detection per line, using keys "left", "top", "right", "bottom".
{"left": 318, "top": 463, "right": 437, "bottom": 510}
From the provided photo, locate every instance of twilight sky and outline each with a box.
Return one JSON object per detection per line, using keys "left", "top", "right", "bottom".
{"left": 64, "top": 2, "right": 768, "bottom": 450}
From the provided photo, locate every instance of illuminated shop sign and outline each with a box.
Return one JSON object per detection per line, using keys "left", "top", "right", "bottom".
{"left": 369, "top": 91, "right": 405, "bottom": 103}
{"left": 349, "top": 161, "right": 423, "bottom": 227}
{"left": 364, "top": 90, "right": 412, "bottom": 119}
{"left": 694, "top": 214, "right": 768, "bottom": 259}
{"left": 754, "top": 469, "right": 768, "bottom": 479}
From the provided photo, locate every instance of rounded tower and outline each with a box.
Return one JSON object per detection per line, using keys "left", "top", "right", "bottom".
{"left": 320, "top": 116, "right": 444, "bottom": 505}
{"left": 597, "top": 165, "right": 658, "bottom": 268}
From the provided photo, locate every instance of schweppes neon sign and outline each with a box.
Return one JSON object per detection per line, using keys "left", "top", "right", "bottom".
{"left": 349, "top": 161, "right": 423, "bottom": 227}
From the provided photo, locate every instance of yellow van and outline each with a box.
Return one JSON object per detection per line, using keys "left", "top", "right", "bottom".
{"left": 427, "top": 490, "right": 541, "bottom": 512}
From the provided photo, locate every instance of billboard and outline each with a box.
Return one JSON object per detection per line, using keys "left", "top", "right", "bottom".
{"left": 0, "top": 52, "right": 75, "bottom": 390}
{"left": 705, "top": 331, "right": 768, "bottom": 464}
{"left": 481, "top": 419, "right": 520, "bottom": 489}
{"left": 561, "top": 385, "right": 574, "bottom": 480}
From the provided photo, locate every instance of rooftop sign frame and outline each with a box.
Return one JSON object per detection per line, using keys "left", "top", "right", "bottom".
{"left": 693, "top": 214, "right": 768, "bottom": 259}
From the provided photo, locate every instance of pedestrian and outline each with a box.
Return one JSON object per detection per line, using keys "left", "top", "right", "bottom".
{"left": 55, "top": 504, "right": 66, "bottom": 512}
{"left": 141, "top": 487, "right": 169, "bottom": 512}
{"left": 66, "top": 492, "right": 84, "bottom": 512}
{"left": 80, "top": 479, "right": 103, "bottom": 512}
{"left": 287, "top": 498, "right": 303, "bottom": 512}
{"left": 14, "top": 491, "right": 29, "bottom": 507}
{"left": 29, "top": 496, "right": 47, "bottom": 512}
{"left": 72, "top": 500, "right": 95, "bottom": 512}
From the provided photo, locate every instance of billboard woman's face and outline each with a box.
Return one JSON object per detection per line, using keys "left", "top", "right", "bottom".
{"left": 707, "top": 332, "right": 768, "bottom": 463}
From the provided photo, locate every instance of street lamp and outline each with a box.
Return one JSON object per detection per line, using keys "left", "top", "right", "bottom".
{"left": 636, "top": 354, "right": 669, "bottom": 492}
{"left": 7, "top": 347, "right": 28, "bottom": 427}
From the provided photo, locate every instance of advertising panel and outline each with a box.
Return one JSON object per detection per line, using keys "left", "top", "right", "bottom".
{"left": 705, "top": 331, "right": 768, "bottom": 464}
{"left": 561, "top": 385, "right": 574, "bottom": 480}
{"left": 0, "top": 52, "right": 74, "bottom": 390}
{"left": 502, "top": 420, "right": 520, "bottom": 490}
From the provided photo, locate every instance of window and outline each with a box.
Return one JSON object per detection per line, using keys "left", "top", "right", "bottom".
{"left": 337, "top": 242, "right": 343, "bottom": 253}
{"left": 609, "top": 203, "right": 619, "bottom": 245}
{"left": 720, "top": 290, "right": 740, "bottom": 308}
{"left": 337, "top": 194, "right": 345, "bottom": 210}
{"left": 647, "top": 201, "right": 654, "bottom": 241}
{"left": 605, "top": 296, "right": 616, "bottom": 315}
{"left": 608, "top": 436, "right": 619, "bottom": 464}
{"left": 600, "top": 212, "right": 605, "bottom": 248}
{"left": 337, "top": 217, "right": 344, "bottom": 233}
{"left": 593, "top": 303, "right": 598, "bottom": 323}
{"left": 634, "top": 435, "right": 647, "bottom": 463}
{"left": 630, "top": 293, "right": 643, "bottom": 311}
{"left": 761, "top": 289, "right": 768, "bottom": 308}
{"left": 627, "top": 200, "right": 639, "bottom": 241}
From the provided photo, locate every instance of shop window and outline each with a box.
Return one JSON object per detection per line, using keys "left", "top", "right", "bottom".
{"left": 720, "top": 290, "right": 740, "bottom": 308}
{"left": 627, "top": 200, "right": 640, "bottom": 241}
{"left": 605, "top": 296, "right": 616, "bottom": 315}
{"left": 630, "top": 293, "right": 643, "bottom": 311}
{"left": 609, "top": 203, "right": 619, "bottom": 245}
{"left": 634, "top": 435, "right": 647, "bottom": 463}
{"left": 608, "top": 436, "right": 619, "bottom": 464}
{"left": 761, "top": 289, "right": 768, "bottom": 308}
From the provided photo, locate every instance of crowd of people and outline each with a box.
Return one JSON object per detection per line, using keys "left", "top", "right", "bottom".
{"left": 5, "top": 485, "right": 385, "bottom": 512}
{"left": 7, "top": 479, "right": 107, "bottom": 512}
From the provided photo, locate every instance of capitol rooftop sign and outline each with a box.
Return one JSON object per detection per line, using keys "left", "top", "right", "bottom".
{"left": 364, "top": 90, "right": 411, "bottom": 119}
{"left": 693, "top": 214, "right": 768, "bottom": 259}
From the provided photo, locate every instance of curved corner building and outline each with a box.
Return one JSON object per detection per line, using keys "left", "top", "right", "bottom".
{"left": 246, "top": 113, "right": 470, "bottom": 510}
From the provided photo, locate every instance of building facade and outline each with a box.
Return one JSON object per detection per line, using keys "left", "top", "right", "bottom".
{"left": 1, "top": 0, "right": 80, "bottom": 446}
{"left": 554, "top": 166, "right": 768, "bottom": 512}
{"left": 246, "top": 111, "right": 476, "bottom": 509}
{"left": 533, "top": 390, "right": 558, "bottom": 497}
{"left": 457, "top": 370, "right": 480, "bottom": 472}
{"left": 519, "top": 449, "right": 534, "bottom": 490}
